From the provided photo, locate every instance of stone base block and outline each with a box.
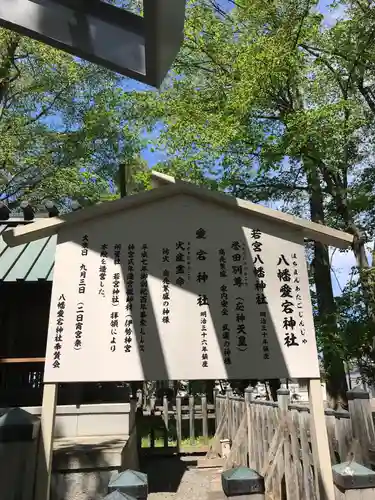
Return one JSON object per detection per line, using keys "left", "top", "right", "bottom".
{"left": 51, "top": 469, "right": 119, "bottom": 500}
{"left": 51, "top": 432, "right": 139, "bottom": 500}
{"left": 53, "top": 435, "right": 130, "bottom": 471}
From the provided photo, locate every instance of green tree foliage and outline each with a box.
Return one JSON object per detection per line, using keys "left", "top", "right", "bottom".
{"left": 0, "top": 28, "right": 143, "bottom": 209}
{"left": 132, "top": 0, "right": 375, "bottom": 404}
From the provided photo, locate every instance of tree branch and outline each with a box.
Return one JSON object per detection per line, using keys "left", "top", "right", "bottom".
{"left": 23, "top": 87, "right": 69, "bottom": 127}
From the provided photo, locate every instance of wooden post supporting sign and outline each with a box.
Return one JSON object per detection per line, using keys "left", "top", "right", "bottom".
{"left": 34, "top": 383, "right": 58, "bottom": 500}
{"left": 309, "top": 378, "right": 335, "bottom": 500}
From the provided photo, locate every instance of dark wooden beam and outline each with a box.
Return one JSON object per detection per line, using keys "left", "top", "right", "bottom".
{"left": 0, "top": 357, "right": 45, "bottom": 364}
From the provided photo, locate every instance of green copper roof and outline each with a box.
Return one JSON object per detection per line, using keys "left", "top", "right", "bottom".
{"left": 0, "top": 222, "right": 56, "bottom": 282}
{"left": 109, "top": 470, "right": 148, "bottom": 488}
{"left": 222, "top": 467, "right": 261, "bottom": 481}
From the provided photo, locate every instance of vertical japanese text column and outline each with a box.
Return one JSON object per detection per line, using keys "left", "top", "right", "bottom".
{"left": 195, "top": 228, "right": 209, "bottom": 369}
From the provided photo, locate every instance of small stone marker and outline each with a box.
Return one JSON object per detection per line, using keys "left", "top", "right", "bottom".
{"left": 332, "top": 461, "right": 375, "bottom": 490}
{"left": 0, "top": 407, "right": 39, "bottom": 442}
{"left": 104, "top": 492, "right": 136, "bottom": 500}
{"left": 221, "top": 467, "right": 265, "bottom": 498}
{"left": 108, "top": 470, "right": 148, "bottom": 500}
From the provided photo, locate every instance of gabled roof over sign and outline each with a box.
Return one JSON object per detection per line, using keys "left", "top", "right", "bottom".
{"left": 2, "top": 172, "right": 354, "bottom": 249}
{"left": 150, "top": 171, "right": 179, "bottom": 188}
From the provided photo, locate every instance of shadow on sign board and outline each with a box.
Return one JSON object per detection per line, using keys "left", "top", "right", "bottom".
{"left": 53, "top": 194, "right": 300, "bottom": 383}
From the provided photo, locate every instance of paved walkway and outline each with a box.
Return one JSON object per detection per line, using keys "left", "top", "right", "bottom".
{"left": 140, "top": 455, "right": 216, "bottom": 500}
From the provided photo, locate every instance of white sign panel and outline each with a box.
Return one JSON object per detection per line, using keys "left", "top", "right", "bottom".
{"left": 45, "top": 194, "right": 320, "bottom": 382}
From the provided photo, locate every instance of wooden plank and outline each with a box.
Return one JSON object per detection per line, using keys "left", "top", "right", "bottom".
{"left": 288, "top": 410, "right": 302, "bottom": 500}
{"left": 255, "top": 404, "right": 263, "bottom": 472}
{"left": 245, "top": 392, "right": 254, "bottom": 469}
{"left": 325, "top": 410, "right": 338, "bottom": 464}
{"left": 224, "top": 412, "right": 247, "bottom": 469}
{"left": 189, "top": 394, "right": 195, "bottom": 445}
{"left": 263, "top": 420, "right": 286, "bottom": 493}
{"left": 335, "top": 411, "right": 352, "bottom": 463}
{"left": 0, "top": 357, "right": 45, "bottom": 363}
{"left": 309, "top": 378, "right": 335, "bottom": 500}
{"left": 232, "top": 399, "right": 237, "bottom": 443}
{"left": 299, "top": 410, "right": 315, "bottom": 500}
{"left": 163, "top": 395, "right": 169, "bottom": 449}
{"left": 34, "top": 383, "right": 58, "bottom": 500}
{"left": 260, "top": 404, "right": 268, "bottom": 469}
{"left": 274, "top": 406, "right": 284, "bottom": 500}
{"left": 250, "top": 403, "right": 259, "bottom": 472}
{"left": 261, "top": 415, "right": 286, "bottom": 477}
{"left": 266, "top": 406, "right": 276, "bottom": 495}
{"left": 141, "top": 410, "right": 215, "bottom": 419}
{"left": 235, "top": 398, "right": 242, "bottom": 466}
{"left": 176, "top": 395, "right": 182, "bottom": 449}
{"left": 240, "top": 401, "right": 247, "bottom": 465}
{"left": 206, "top": 402, "right": 228, "bottom": 459}
{"left": 226, "top": 389, "right": 232, "bottom": 441}
{"left": 278, "top": 392, "right": 293, "bottom": 500}
{"left": 146, "top": 403, "right": 215, "bottom": 412}
{"left": 202, "top": 394, "right": 208, "bottom": 444}
{"left": 234, "top": 400, "right": 241, "bottom": 466}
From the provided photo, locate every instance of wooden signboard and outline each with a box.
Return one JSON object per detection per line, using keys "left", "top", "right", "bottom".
{"left": 45, "top": 193, "right": 320, "bottom": 383}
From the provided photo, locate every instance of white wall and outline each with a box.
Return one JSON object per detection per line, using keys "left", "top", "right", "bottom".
{"left": 21, "top": 402, "right": 135, "bottom": 438}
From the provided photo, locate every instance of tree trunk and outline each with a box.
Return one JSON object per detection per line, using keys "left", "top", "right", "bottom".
{"left": 0, "top": 33, "right": 20, "bottom": 107}
{"left": 351, "top": 228, "right": 375, "bottom": 352}
{"left": 321, "top": 165, "right": 375, "bottom": 356}
{"left": 308, "top": 166, "right": 348, "bottom": 408}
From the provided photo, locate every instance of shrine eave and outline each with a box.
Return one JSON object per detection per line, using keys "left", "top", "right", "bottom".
{"left": 2, "top": 173, "right": 354, "bottom": 249}
{"left": 0, "top": 223, "right": 55, "bottom": 282}
{"left": 0, "top": 0, "right": 186, "bottom": 88}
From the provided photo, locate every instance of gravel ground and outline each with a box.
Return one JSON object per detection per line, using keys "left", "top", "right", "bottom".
{"left": 140, "top": 455, "right": 215, "bottom": 500}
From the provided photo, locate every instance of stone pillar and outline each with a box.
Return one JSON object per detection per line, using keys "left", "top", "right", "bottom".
{"left": 221, "top": 467, "right": 265, "bottom": 499}
{"left": 244, "top": 386, "right": 254, "bottom": 470}
{"left": 244, "top": 386, "right": 254, "bottom": 405}
{"left": 108, "top": 469, "right": 148, "bottom": 500}
{"left": 0, "top": 407, "right": 40, "bottom": 500}
{"left": 332, "top": 461, "right": 375, "bottom": 499}
{"left": 226, "top": 385, "right": 233, "bottom": 441}
{"left": 347, "top": 387, "right": 375, "bottom": 467}
{"left": 276, "top": 388, "right": 290, "bottom": 411}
